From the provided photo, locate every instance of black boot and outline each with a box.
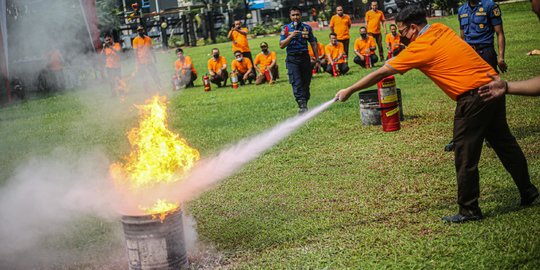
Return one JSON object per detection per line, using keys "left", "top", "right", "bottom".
{"left": 297, "top": 100, "right": 308, "bottom": 114}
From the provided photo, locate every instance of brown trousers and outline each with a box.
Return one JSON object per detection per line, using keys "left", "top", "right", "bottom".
{"left": 453, "top": 91, "right": 536, "bottom": 216}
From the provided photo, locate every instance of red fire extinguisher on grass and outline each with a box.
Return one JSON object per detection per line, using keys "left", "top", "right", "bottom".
{"left": 377, "top": 75, "right": 400, "bottom": 132}
{"left": 231, "top": 71, "right": 239, "bottom": 89}
{"left": 387, "top": 50, "right": 393, "bottom": 60}
{"left": 364, "top": 53, "right": 371, "bottom": 69}
{"left": 203, "top": 74, "right": 211, "bottom": 92}
{"left": 332, "top": 62, "right": 339, "bottom": 77}
{"left": 264, "top": 69, "right": 273, "bottom": 82}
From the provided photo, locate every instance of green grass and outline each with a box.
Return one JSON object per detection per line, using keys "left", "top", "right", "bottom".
{"left": 1, "top": 2, "right": 540, "bottom": 269}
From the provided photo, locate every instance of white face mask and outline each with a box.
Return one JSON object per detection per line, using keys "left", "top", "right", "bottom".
{"left": 236, "top": 56, "right": 243, "bottom": 62}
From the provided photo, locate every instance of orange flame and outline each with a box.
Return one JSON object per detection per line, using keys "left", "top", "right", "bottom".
{"left": 110, "top": 95, "right": 199, "bottom": 220}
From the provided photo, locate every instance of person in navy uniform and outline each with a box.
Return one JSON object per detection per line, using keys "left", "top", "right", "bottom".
{"left": 445, "top": 0, "right": 507, "bottom": 152}
{"left": 458, "top": 0, "right": 507, "bottom": 72}
{"left": 279, "top": 6, "right": 320, "bottom": 114}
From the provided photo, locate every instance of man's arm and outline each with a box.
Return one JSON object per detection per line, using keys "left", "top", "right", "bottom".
{"left": 479, "top": 73, "right": 540, "bottom": 101}
{"left": 280, "top": 30, "right": 299, "bottom": 49}
{"left": 336, "top": 66, "right": 397, "bottom": 101}
{"left": 493, "top": 24, "right": 507, "bottom": 72}
{"left": 311, "top": 41, "right": 319, "bottom": 60}
{"left": 227, "top": 27, "right": 234, "bottom": 40}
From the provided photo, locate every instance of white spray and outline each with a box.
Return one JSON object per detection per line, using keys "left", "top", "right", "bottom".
{"left": 166, "top": 98, "right": 337, "bottom": 203}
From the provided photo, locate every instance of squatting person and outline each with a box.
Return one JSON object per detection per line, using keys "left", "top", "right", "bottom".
{"left": 335, "top": 5, "right": 538, "bottom": 223}
{"left": 207, "top": 48, "right": 228, "bottom": 87}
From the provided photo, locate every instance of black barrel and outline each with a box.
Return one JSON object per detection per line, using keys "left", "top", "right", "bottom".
{"left": 121, "top": 209, "right": 188, "bottom": 270}
{"left": 358, "top": 88, "right": 404, "bottom": 125}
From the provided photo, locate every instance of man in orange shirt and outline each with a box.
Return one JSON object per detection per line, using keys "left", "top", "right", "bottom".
{"left": 228, "top": 20, "right": 253, "bottom": 70}
{"left": 102, "top": 34, "right": 122, "bottom": 95}
{"left": 336, "top": 5, "right": 537, "bottom": 223}
{"left": 365, "top": 1, "right": 386, "bottom": 61}
{"left": 309, "top": 42, "right": 327, "bottom": 72}
{"left": 207, "top": 48, "right": 228, "bottom": 87}
{"left": 132, "top": 26, "right": 161, "bottom": 89}
{"left": 385, "top": 24, "right": 404, "bottom": 58}
{"left": 254, "top": 42, "right": 279, "bottom": 85}
{"left": 231, "top": 50, "right": 256, "bottom": 85}
{"left": 353, "top": 26, "right": 378, "bottom": 68}
{"left": 172, "top": 48, "right": 197, "bottom": 90}
{"left": 325, "top": 32, "right": 349, "bottom": 75}
{"left": 330, "top": 6, "right": 352, "bottom": 59}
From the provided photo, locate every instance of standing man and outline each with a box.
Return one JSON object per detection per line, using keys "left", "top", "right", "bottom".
{"left": 444, "top": 0, "right": 507, "bottom": 151}
{"left": 228, "top": 20, "right": 253, "bottom": 68}
{"left": 102, "top": 34, "right": 122, "bottom": 95}
{"left": 330, "top": 6, "right": 352, "bottom": 58}
{"left": 365, "top": 1, "right": 386, "bottom": 61}
{"left": 458, "top": 0, "right": 507, "bottom": 72}
{"left": 353, "top": 26, "right": 378, "bottom": 68}
{"left": 325, "top": 33, "right": 350, "bottom": 76}
{"left": 279, "top": 6, "right": 319, "bottom": 114}
{"left": 207, "top": 48, "right": 228, "bottom": 87}
{"left": 254, "top": 42, "right": 279, "bottom": 85}
{"left": 335, "top": 5, "right": 538, "bottom": 223}
{"left": 132, "top": 25, "right": 162, "bottom": 89}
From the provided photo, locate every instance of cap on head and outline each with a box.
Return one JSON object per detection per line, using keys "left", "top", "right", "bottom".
{"left": 260, "top": 41, "right": 268, "bottom": 47}
{"left": 136, "top": 26, "right": 144, "bottom": 31}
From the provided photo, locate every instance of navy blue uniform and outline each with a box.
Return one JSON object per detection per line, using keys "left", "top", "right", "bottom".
{"left": 280, "top": 22, "right": 317, "bottom": 105}
{"left": 458, "top": 0, "right": 503, "bottom": 71}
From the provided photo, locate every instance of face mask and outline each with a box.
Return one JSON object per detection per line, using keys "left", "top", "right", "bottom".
{"left": 361, "top": 33, "right": 367, "bottom": 38}
{"left": 262, "top": 48, "right": 268, "bottom": 53}
{"left": 138, "top": 32, "right": 144, "bottom": 37}
{"left": 236, "top": 56, "right": 243, "bottom": 62}
{"left": 391, "top": 31, "right": 397, "bottom": 36}
{"left": 401, "top": 36, "right": 411, "bottom": 46}
{"left": 213, "top": 54, "right": 220, "bottom": 59}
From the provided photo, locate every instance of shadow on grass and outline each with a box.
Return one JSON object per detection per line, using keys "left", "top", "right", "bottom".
{"left": 510, "top": 125, "right": 540, "bottom": 140}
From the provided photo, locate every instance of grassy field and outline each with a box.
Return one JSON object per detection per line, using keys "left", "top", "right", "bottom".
{"left": 1, "top": 2, "right": 540, "bottom": 269}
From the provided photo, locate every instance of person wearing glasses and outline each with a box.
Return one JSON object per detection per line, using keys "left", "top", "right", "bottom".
{"left": 335, "top": 5, "right": 538, "bottom": 223}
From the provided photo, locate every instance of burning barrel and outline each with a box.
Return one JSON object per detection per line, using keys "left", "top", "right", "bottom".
{"left": 121, "top": 209, "right": 189, "bottom": 270}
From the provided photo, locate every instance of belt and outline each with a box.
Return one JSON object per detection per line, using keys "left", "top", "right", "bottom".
{"left": 469, "top": 43, "right": 493, "bottom": 51}
{"left": 457, "top": 88, "right": 479, "bottom": 100}
{"left": 288, "top": 51, "right": 308, "bottom": 56}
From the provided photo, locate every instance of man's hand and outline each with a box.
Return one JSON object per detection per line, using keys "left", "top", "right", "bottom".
{"left": 497, "top": 57, "right": 508, "bottom": 73}
{"left": 243, "top": 74, "right": 249, "bottom": 80}
{"left": 478, "top": 73, "right": 507, "bottom": 102}
{"left": 289, "top": 30, "right": 300, "bottom": 38}
{"left": 335, "top": 88, "right": 352, "bottom": 102}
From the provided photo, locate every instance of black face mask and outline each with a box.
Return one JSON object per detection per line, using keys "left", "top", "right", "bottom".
{"left": 262, "top": 49, "right": 268, "bottom": 53}
{"left": 401, "top": 36, "right": 411, "bottom": 46}
{"left": 213, "top": 54, "right": 220, "bottom": 59}
{"left": 138, "top": 32, "right": 144, "bottom": 37}
{"left": 360, "top": 33, "right": 367, "bottom": 39}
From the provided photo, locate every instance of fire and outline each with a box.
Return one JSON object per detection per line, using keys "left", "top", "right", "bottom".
{"left": 110, "top": 95, "right": 199, "bottom": 220}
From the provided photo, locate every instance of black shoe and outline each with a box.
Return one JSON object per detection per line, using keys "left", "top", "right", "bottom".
{"left": 521, "top": 190, "right": 539, "bottom": 206}
{"left": 444, "top": 141, "right": 455, "bottom": 152}
{"left": 297, "top": 100, "right": 308, "bottom": 114}
{"left": 442, "top": 213, "right": 483, "bottom": 223}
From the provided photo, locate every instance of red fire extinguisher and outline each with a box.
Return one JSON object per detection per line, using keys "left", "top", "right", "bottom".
{"left": 387, "top": 50, "right": 393, "bottom": 60}
{"left": 264, "top": 69, "right": 273, "bottom": 82}
{"left": 364, "top": 53, "right": 371, "bottom": 69}
{"left": 377, "top": 75, "right": 400, "bottom": 132}
{"left": 231, "top": 71, "right": 239, "bottom": 89}
{"left": 332, "top": 62, "right": 339, "bottom": 77}
{"left": 203, "top": 74, "right": 211, "bottom": 92}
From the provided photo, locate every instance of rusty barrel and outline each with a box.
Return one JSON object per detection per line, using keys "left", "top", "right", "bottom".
{"left": 121, "top": 209, "right": 188, "bottom": 270}
{"left": 359, "top": 89, "right": 404, "bottom": 126}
